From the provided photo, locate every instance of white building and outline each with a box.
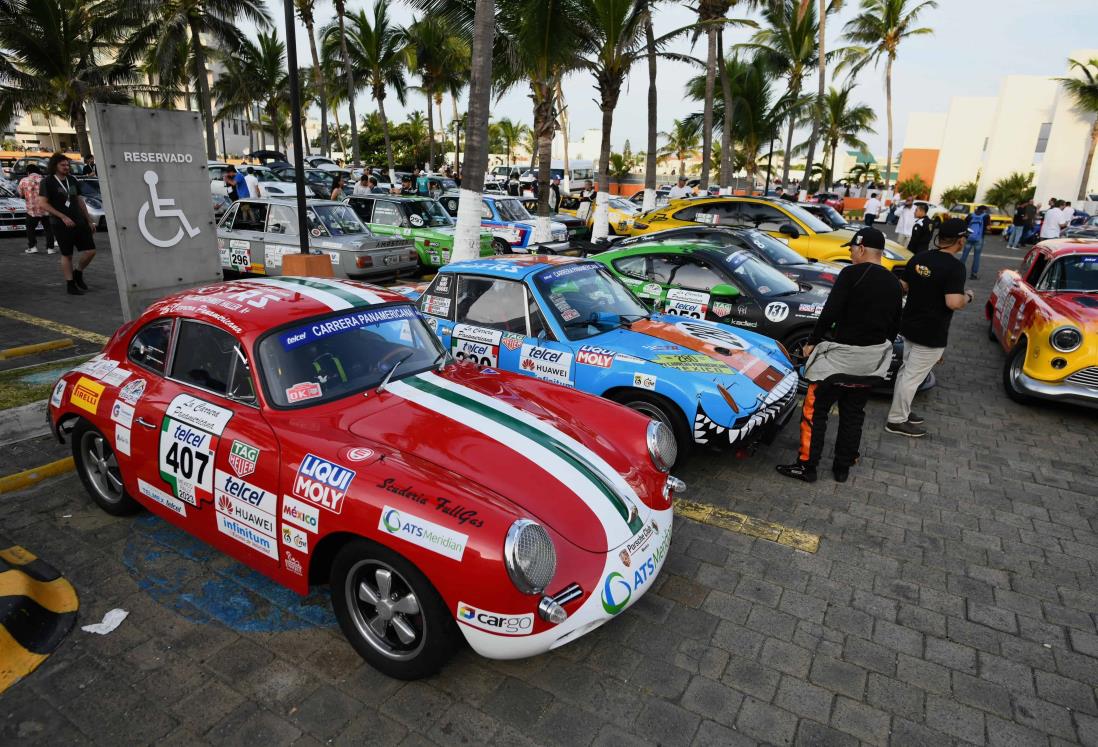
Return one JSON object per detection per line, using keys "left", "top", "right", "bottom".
{"left": 899, "top": 50, "right": 1098, "bottom": 208}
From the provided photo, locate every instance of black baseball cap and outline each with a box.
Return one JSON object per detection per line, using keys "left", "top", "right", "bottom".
{"left": 841, "top": 226, "right": 886, "bottom": 250}
{"left": 938, "top": 217, "right": 967, "bottom": 240}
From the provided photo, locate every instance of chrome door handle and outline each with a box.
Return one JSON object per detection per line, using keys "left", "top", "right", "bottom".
{"left": 136, "top": 417, "right": 156, "bottom": 429}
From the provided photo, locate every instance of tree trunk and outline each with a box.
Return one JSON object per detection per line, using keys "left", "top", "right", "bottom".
{"left": 643, "top": 7, "right": 657, "bottom": 211}
{"left": 331, "top": 106, "right": 346, "bottom": 155}
{"left": 187, "top": 19, "right": 218, "bottom": 161}
{"left": 451, "top": 0, "right": 494, "bottom": 262}
{"left": 451, "top": 93, "right": 461, "bottom": 176}
{"left": 335, "top": 1, "right": 360, "bottom": 167}
{"left": 782, "top": 81, "right": 799, "bottom": 186}
{"left": 591, "top": 89, "right": 618, "bottom": 242}
{"left": 436, "top": 93, "right": 446, "bottom": 165}
{"left": 1078, "top": 119, "right": 1098, "bottom": 201}
{"left": 304, "top": 15, "right": 330, "bottom": 157}
{"left": 378, "top": 90, "right": 397, "bottom": 186}
{"left": 800, "top": 0, "right": 825, "bottom": 196}
{"left": 717, "top": 29, "right": 733, "bottom": 192}
{"left": 426, "top": 94, "right": 435, "bottom": 171}
{"left": 532, "top": 82, "right": 555, "bottom": 243}
{"left": 699, "top": 25, "right": 717, "bottom": 188}
{"left": 828, "top": 140, "right": 837, "bottom": 191}
{"left": 884, "top": 54, "right": 894, "bottom": 191}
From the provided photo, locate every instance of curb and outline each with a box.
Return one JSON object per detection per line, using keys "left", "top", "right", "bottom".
{"left": 0, "top": 400, "right": 50, "bottom": 447}
{"left": 0, "top": 458, "right": 75, "bottom": 495}
{"left": 0, "top": 339, "right": 74, "bottom": 360}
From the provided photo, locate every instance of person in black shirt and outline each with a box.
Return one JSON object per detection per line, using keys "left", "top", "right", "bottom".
{"left": 908, "top": 204, "right": 933, "bottom": 253}
{"left": 885, "top": 218, "right": 974, "bottom": 437}
{"left": 39, "top": 152, "right": 96, "bottom": 295}
{"left": 777, "top": 227, "right": 903, "bottom": 483}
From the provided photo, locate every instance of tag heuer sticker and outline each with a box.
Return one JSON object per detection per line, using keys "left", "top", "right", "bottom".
{"left": 229, "top": 440, "right": 259, "bottom": 477}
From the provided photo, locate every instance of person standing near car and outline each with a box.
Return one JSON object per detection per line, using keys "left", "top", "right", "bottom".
{"left": 39, "top": 153, "right": 96, "bottom": 295}
{"left": 961, "top": 205, "right": 989, "bottom": 279}
{"left": 1023, "top": 199, "right": 1037, "bottom": 244}
{"left": 895, "top": 197, "right": 917, "bottom": 247}
{"left": 330, "top": 175, "right": 345, "bottom": 201}
{"left": 232, "top": 165, "right": 249, "bottom": 198}
{"left": 84, "top": 155, "right": 96, "bottom": 176}
{"left": 244, "top": 167, "right": 262, "bottom": 199}
{"left": 18, "top": 164, "right": 55, "bottom": 255}
{"left": 908, "top": 204, "right": 933, "bottom": 253}
{"left": 548, "top": 176, "right": 562, "bottom": 211}
{"left": 885, "top": 218, "right": 974, "bottom": 437}
{"left": 668, "top": 176, "right": 690, "bottom": 200}
{"left": 1008, "top": 199, "right": 1028, "bottom": 249}
{"left": 863, "top": 192, "right": 882, "bottom": 226}
{"left": 777, "top": 227, "right": 903, "bottom": 484}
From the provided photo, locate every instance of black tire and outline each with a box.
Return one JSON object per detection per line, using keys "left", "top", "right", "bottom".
{"left": 987, "top": 314, "right": 997, "bottom": 341}
{"left": 491, "top": 238, "right": 511, "bottom": 255}
{"left": 330, "top": 538, "right": 458, "bottom": 680}
{"left": 1003, "top": 338, "right": 1034, "bottom": 405}
{"left": 782, "top": 327, "right": 814, "bottom": 367}
{"left": 72, "top": 419, "right": 141, "bottom": 516}
{"left": 608, "top": 390, "right": 692, "bottom": 467}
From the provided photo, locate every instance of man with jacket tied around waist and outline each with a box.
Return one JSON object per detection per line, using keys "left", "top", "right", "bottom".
{"left": 777, "top": 227, "right": 902, "bottom": 483}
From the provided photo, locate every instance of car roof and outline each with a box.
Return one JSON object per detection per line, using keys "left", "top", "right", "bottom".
{"left": 144, "top": 277, "right": 413, "bottom": 338}
{"left": 442, "top": 255, "right": 587, "bottom": 279}
{"left": 234, "top": 197, "right": 341, "bottom": 206}
{"left": 1036, "top": 239, "right": 1098, "bottom": 256}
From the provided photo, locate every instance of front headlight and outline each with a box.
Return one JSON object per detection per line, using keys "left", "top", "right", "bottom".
{"left": 647, "top": 420, "right": 677, "bottom": 473}
{"left": 504, "top": 520, "right": 557, "bottom": 595}
{"left": 1050, "top": 325, "right": 1083, "bottom": 353}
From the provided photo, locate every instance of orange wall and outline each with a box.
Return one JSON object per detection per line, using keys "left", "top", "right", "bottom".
{"left": 896, "top": 148, "right": 940, "bottom": 194}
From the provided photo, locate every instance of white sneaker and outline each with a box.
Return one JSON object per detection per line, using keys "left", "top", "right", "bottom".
{"left": 46, "top": 248, "right": 58, "bottom": 254}
{"left": 24, "top": 247, "right": 38, "bottom": 254}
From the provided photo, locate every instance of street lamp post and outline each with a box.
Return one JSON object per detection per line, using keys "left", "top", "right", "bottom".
{"left": 764, "top": 133, "right": 776, "bottom": 196}
{"left": 283, "top": 0, "right": 311, "bottom": 253}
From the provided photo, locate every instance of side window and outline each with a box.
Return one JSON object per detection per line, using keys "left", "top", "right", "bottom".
{"left": 128, "top": 318, "right": 174, "bottom": 374}
{"left": 742, "top": 204, "right": 790, "bottom": 231}
{"left": 349, "top": 198, "right": 374, "bottom": 223}
{"left": 613, "top": 255, "right": 650, "bottom": 280}
{"left": 651, "top": 256, "right": 724, "bottom": 291}
{"left": 672, "top": 205, "right": 700, "bottom": 222}
{"left": 1026, "top": 253, "right": 1050, "bottom": 286}
{"left": 171, "top": 321, "right": 254, "bottom": 400}
{"left": 481, "top": 201, "right": 494, "bottom": 219}
{"left": 455, "top": 276, "right": 527, "bottom": 333}
{"left": 418, "top": 273, "right": 455, "bottom": 319}
{"left": 650, "top": 256, "right": 678, "bottom": 284}
{"left": 266, "top": 204, "right": 298, "bottom": 235}
{"left": 208, "top": 166, "right": 227, "bottom": 182}
{"left": 231, "top": 202, "right": 268, "bottom": 232}
{"left": 372, "top": 201, "right": 403, "bottom": 226}
{"left": 219, "top": 202, "right": 239, "bottom": 228}
{"left": 528, "top": 290, "right": 550, "bottom": 339}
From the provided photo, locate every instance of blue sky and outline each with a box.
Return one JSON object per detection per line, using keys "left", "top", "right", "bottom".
{"left": 296, "top": 0, "right": 1098, "bottom": 158}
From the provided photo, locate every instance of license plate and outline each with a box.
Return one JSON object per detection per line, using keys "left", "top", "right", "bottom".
{"left": 383, "top": 254, "right": 398, "bottom": 266}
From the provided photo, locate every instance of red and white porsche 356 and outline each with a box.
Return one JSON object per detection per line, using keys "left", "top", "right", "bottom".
{"left": 48, "top": 276, "right": 683, "bottom": 679}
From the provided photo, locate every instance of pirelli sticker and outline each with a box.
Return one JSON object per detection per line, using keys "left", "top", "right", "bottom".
{"left": 69, "top": 377, "right": 105, "bottom": 415}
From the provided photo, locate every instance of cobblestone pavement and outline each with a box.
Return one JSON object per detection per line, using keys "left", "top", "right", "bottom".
{"left": 2, "top": 235, "right": 1098, "bottom": 745}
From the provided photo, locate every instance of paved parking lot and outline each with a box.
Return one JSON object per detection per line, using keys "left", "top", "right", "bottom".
{"left": 2, "top": 234, "right": 1098, "bottom": 745}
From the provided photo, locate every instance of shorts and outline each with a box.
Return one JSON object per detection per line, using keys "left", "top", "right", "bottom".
{"left": 53, "top": 220, "right": 95, "bottom": 257}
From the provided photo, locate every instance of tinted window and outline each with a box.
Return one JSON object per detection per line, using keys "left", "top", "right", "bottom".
{"left": 171, "top": 321, "right": 253, "bottom": 400}
{"left": 1037, "top": 255, "right": 1098, "bottom": 291}
{"left": 219, "top": 202, "right": 239, "bottom": 228}
{"left": 481, "top": 200, "right": 494, "bottom": 219}
{"left": 349, "top": 197, "right": 374, "bottom": 222}
{"left": 267, "top": 204, "right": 298, "bottom": 235}
{"left": 128, "top": 318, "right": 174, "bottom": 374}
{"left": 613, "top": 255, "right": 649, "bottom": 279}
{"left": 741, "top": 203, "right": 791, "bottom": 231}
{"left": 372, "top": 201, "right": 403, "bottom": 226}
{"left": 652, "top": 256, "right": 724, "bottom": 291}
{"left": 231, "top": 202, "right": 268, "bottom": 232}
{"left": 455, "top": 276, "right": 528, "bottom": 333}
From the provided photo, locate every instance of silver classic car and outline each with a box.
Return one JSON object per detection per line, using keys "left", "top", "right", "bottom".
{"left": 216, "top": 198, "right": 418, "bottom": 281}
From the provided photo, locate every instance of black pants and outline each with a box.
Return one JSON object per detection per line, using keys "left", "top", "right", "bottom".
{"left": 798, "top": 381, "right": 872, "bottom": 469}
{"left": 25, "top": 214, "right": 53, "bottom": 249}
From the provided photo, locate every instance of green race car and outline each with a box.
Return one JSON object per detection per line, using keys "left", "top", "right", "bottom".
{"left": 347, "top": 194, "right": 496, "bottom": 271}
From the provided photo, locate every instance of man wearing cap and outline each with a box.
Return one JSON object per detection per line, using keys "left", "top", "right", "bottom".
{"left": 777, "top": 227, "right": 903, "bottom": 483}
{"left": 885, "top": 218, "right": 974, "bottom": 437}
{"left": 667, "top": 176, "right": 690, "bottom": 200}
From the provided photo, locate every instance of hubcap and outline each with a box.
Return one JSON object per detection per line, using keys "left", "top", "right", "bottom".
{"left": 81, "top": 431, "right": 123, "bottom": 504}
{"left": 626, "top": 401, "right": 672, "bottom": 430}
{"left": 346, "top": 560, "right": 425, "bottom": 660}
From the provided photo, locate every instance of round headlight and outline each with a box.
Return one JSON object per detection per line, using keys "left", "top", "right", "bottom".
{"left": 647, "top": 420, "right": 677, "bottom": 473}
{"left": 1050, "top": 326, "right": 1083, "bottom": 353}
{"left": 504, "top": 520, "right": 557, "bottom": 595}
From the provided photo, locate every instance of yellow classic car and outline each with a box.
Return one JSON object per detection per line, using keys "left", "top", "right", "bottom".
{"left": 987, "top": 239, "right": 1098, "bottom": 408}
{"left": 626, "top": 196, "right": 912, "bottom": 272}
{"left": 557, "top": 195, "right": 640, "bottom": 234}
{"left": 940, "top": 203, "right": 1012, "bottom": 234}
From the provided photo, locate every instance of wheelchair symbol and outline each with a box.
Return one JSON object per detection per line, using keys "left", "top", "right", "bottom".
{"left": 138, "top": 170, "right": 201, "bottom": 248}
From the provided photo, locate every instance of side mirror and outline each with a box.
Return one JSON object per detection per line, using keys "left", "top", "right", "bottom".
{"left": 269, "top": 222, "right": 283, "bottom": 234}
{"left": 779, "top": 223, "right": 800, "bottom": 239}
{"left": 710, "top": 283, "right": 741, "bottom": 299}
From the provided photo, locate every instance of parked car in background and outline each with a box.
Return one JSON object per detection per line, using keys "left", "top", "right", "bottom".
{"left": 269, "top": 166, "right": 345, "bottom": 199}
{"left": 798, "top": 202, "right": 855, "bottom": 231}
{"left": 557, "top": 195, "right": 640, "bottom": 235}
{"left": 1064, "top": 215, "right": 1098, "bottom": 239}
{"left": 208, "top": 163, "right": 301, "bottom": 198}
{"left": 809, "top": 192, "right": 846, "bottom": 212}
{"left": 479, "top": 195, "right": 571, "bottom": 254}
{"left": 939, "top": 202, "right": 1012, "bottom": 234}
{"left": 627, "top": 188, "right": 671, "bottom": 210}
{"left": 519, "top": 197, "right": 591, "bottom": 242}
{"left": 10, "top": 156, "right": 89, "bottom": 181}
{"left": 216, "top": 197, "right": 416, "bottom": 281}
{"left": 0, "top": 182, "right": 27, "bottom": 235}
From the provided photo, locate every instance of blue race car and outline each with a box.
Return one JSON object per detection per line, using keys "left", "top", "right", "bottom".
{"left": 480, "top": 195, "right": 572, "bottom": 255}
{"left": 402, "top": 255, "right": 799, "bottom": 463}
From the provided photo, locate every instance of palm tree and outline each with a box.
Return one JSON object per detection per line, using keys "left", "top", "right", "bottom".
{"left": 608, "top": 151, "right": 634, "bottom": 191}
{"left": 0, "top": 0, "right": 145, "bottom": 157}
{"left": 841, "top": 0, "right": 936, "bottom": 191}
{"left": 406, "top": 110, "right": 429, "bottom": 157}
{"left": 522, "top": 128, "right": 538, "bottom": 170}
{"left": 812, "top": 84, "right": 874, "bottom": 190}
{"left": 495, "top": 0, "right": 587, "bottom": 241}
{"left": 642, "top": 4, "right": 658, "bottom": 210}
{"left": 127, "top": 0, "right": 272, "bottom": 161}
{"left": 242, "top": 32, "right": 290, "bottom": 152}
{"left": 657, "top": 118, "right": 702, "bottom": 178}
{"left": 800, "top": 0, "right": 841, "bottom": 193}
{"left": 495, "top": 118, "right": 529, "bottom": 170}
{"left": 325, "top": 1, "right": 408, "bottom": 183}
{"left": 1056, "top": 58, "right": 1098, "bottom": 201}
{"left": 333, "top": 0, "right": 362, "bottom": 166}
{"left": 739, "top": 0, "right": 818, "bottom": 187}
{"left": 847, "top": 161, "right": 880, "bottom": 188}
{"left": 984, "top": 172, "right": 1034, "bottom": 212}
{"left": 405, "top": 16, "right": 467, "bottom": 171}
{"left": 295, "top": 0, "right": 329, "bottom": 156}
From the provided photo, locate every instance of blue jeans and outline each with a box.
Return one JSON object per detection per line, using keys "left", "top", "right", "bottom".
{"left": 962, "top": 238, "right": 984, "bottom": 275}
{"left": 1007, "top": 225, "right": 1025, "bottom": 248}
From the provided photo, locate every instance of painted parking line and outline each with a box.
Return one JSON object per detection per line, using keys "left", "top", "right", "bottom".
{"left": 675, "top": 498, "right": 820, "bottom": 553}
{"left": 0, "top": 338, "right": 74, "bottom": 360}
{"left": 0, "top": 458, "right": 75, "bottom": 495}
{"left": 0, "top": 546, "right": 78, "bottom": 694}
{"left": 0, "top": 307, "right": 109, "bottom": 346}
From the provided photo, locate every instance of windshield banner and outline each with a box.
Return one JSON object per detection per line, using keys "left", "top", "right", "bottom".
{"left": 279, "top": 305, "right": 417, "bottom": 350}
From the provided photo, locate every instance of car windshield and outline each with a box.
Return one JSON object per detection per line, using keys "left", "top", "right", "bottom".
{"left": 309, "top": 204, "right": 369, "bottom": 236}
{"left": 253, "top": 169, "right": 285, "bottom": 183}
{"left": 1040, "top": 254, "right": 1098, "bottom": 292}
{"left": 495, "top": 198, "right": 531, "bottom": 222}
{"left": 257, "top": 304, "right": 444, "bottom": 407}
{"left": 814, "top": 204, "right": 846, "bottom": 227}
{"left": 776, "top": 201, "right": 833, "bottom": 233}
{"left": 724, "top": 251, "right": 800, "bottom": 296}
{"left": 608, "top": 197, "right": 638, "bottom": 213}
{"left": 737, "top": 229, "right": 810, "bottom": 266}
{"left": 404, "top": 199, "right": 453, "bottom": 228}
{"left": 434, "top": 178, "right": 458, "bottom": 191}
{"left": 533, "top": 262, "right": 649, "bottom": 340}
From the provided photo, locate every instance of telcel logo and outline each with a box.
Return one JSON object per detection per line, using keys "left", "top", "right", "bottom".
{"left": 527, "top": 347, "right": 563, "bottom": 362}
{"left": 456, "top": 602, "right": 534, "bottom": 636}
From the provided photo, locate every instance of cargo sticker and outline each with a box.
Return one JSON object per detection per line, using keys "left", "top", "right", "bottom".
{"left": 457, "top": 602, "right": 534, "bottom": 636}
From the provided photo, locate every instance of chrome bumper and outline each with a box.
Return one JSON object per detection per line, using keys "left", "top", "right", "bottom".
{"left": 1014, "top": 371, "right": 1098, "bottom": 410}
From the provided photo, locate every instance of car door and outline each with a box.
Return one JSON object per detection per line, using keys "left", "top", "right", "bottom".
{"left": 998, "top": 249, "right": 1048, "bottom": 349}
{"left": 143, "top": 318, "right": 283, "bottom": 573}
{"left": 220, "top": 200, "right": 271, "bottom": 274}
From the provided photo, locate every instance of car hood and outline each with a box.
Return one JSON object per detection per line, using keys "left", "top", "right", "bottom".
{"left": 350, "top": 368, "right": 655, "bottom": 553}
{"left": 0, "top": 198, "right": 24, "bottom": 210}
{"left": 515, "top": 219, "right": 567, "bottom": 234}
{"left": 827, "top": 228, "right": 912, "bottom": 261}
{"left": 1042, "top": 292, "right": 1098, "bottom": 329}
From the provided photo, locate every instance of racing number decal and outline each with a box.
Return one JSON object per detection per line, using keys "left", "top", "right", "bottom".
{"left": 663, "top": 288, "right": 710, "bottom": 319}
{"left": 159, "top": 417, "right": 216, "bottom": 506}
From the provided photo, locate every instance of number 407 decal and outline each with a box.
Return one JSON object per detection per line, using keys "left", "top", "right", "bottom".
{"left": 159, "top": 417, "right": 217, "bottom": 506}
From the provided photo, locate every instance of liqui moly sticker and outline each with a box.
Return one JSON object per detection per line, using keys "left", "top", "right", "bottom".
{"left": 292, "top": 454, "right": 356, "bottom": 514}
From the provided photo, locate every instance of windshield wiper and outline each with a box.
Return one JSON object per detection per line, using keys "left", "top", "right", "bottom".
{"left": 377, "top": 352, "right": 414, "bottom": 393}
{"left": 432, "top": 348, "right": 452, "bottom": 371}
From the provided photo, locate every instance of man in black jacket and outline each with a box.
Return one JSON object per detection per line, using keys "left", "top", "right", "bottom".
{"left": 908, "top": 204, "right": 933, "bottom": 253}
